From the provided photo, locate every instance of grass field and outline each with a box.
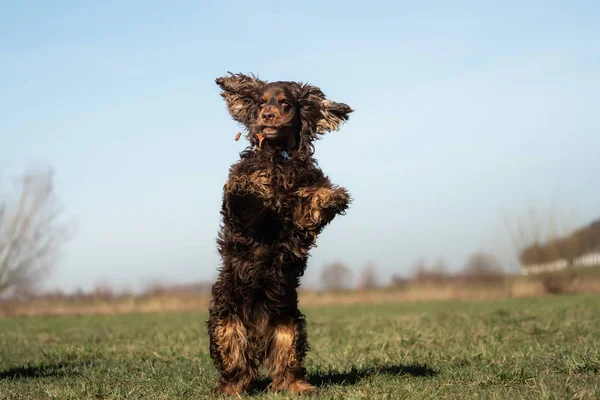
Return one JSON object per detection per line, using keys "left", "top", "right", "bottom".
{"left": 1, "top": 294, "right": 599, "bottom": 399}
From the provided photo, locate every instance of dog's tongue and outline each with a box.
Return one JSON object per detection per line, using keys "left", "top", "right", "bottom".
{"left": 256, "top": 133, "right": 265, "bottom": 147}
{"left": 235, "top": 132, "right": 266, "bottom": 148}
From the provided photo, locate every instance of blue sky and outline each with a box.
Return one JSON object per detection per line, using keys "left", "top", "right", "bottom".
{"left": 2, "top": 1, "right": 599, "bottom": 292}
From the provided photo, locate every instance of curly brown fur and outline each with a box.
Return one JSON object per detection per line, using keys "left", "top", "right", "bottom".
{"left": 207, "top": 72, "right": 353, "bottom": 396}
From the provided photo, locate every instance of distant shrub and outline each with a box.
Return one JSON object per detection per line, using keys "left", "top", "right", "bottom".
{"left": 539, "top": 270, "right": 577, "bottom": 295}
{"left": 389, "top": 275, "right": 410, "bottom": 289}
{"left": 458, "top": 252, "right": 506, "bottom": 284}
{"left": 321, "top": 261, "right": 353, "bottom": 292}
{"left": 411, "top": 258, "right": 451, "bottom": 284}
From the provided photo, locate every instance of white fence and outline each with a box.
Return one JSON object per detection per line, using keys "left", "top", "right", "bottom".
{"left": 573, "top": 252, "right": 600, "bottom": 267}
{"left": 522, "top": 251, "right": 600, "bottom": 275}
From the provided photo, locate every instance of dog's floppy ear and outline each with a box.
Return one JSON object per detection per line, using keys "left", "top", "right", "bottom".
{"left": 215, "top": 72, "right": 266, "bottom": 127}
{"left": 316, "top": 99, "right": 354, "bottom": 134}
{"left": 298, "top": 84, "right": 353, "bottom": 137}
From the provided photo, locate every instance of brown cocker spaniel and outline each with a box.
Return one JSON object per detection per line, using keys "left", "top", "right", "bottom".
{"left": 207, "top": 72, "right": 353, "bottom": 396}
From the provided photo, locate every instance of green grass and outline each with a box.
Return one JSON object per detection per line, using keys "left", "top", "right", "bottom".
{"left": 1, "top": 294, "right": 600, "bottom": 399}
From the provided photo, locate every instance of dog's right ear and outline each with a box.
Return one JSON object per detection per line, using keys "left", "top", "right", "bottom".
{"left": 215, "top": 72, "right": 266, "bottom": 127}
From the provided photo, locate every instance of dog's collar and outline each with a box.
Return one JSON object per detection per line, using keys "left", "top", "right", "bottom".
{"left": 251, "top": 146, "right": 292, "bottom": 162}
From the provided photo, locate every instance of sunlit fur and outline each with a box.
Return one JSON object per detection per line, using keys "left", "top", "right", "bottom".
{"left": 207, "top": 72, "right": 353, "bottom": 396}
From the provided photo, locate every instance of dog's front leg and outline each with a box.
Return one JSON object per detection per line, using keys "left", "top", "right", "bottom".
{"left": 222, "top": 173, "right": 274, "bottom": 228}
{"left": 293, "top": 179, "right": 350, "bottom": 232}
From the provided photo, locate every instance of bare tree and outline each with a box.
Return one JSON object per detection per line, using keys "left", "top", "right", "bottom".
{"left": 459, "top": 251, "right": 505, "bottom": 283}
{"left": 411, "top": 257, "right": 428, "bottom": 281}
{"left": 321, "top": 261, "right": 353, "bottom": 292}
{"left": 0, "top": 167, "right": 69, "bottom": 298}
{"left": 431, "top": 257, "right": 449, "bottom": 275}
{"left": 359, "top": 261, "right": 378, "bottom": 289}
{"left": 504, "top": 204, "right": 579, "bottom": 270}
{"left": 389, "top": 274, "right": 410, "bottom": 288}
{"left": 412, "top": 257, "right": 450, "bottom": 284}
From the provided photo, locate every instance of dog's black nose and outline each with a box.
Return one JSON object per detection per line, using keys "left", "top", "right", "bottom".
{"left": 262, "top": 111, "right": 275, "bottom": 121}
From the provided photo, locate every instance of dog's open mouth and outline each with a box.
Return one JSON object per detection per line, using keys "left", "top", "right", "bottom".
{"left": 262, "top": 127, "right": 279, "bottom": 137}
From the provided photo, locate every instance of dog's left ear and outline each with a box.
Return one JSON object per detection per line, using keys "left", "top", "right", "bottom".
{"left": 298, "top": 84, "right": 354, "bottom": 136}
{"left": 215, "top": 72, "right": 266, "bottom": 127}
{"left": 316, "top": 99, "right": 354, "bottom": 134}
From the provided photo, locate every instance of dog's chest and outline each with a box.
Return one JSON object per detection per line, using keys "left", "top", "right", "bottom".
{"left": 247, "top": 157, "right": 304, "bottom": 189}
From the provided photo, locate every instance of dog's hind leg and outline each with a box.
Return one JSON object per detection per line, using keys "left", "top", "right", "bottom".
{"left": 207, "top": 314, "right": 257, "bottom": 395}
{"left": 264, "top": 313, "right": 316, "bottom": 395}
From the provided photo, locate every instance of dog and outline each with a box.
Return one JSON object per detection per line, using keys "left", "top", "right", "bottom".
{"left": 207, "top": 72, "right": 353, "bottom": 396}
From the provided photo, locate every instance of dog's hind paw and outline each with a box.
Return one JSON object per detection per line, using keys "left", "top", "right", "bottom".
{"left": 288, "top": 380, "right": 317, "bottom": 396}
{"left": 269, "top": 379, "right": 317, "bottom": 396}
{"left": 212, "top": 381, "right": 247, "bottom": 397}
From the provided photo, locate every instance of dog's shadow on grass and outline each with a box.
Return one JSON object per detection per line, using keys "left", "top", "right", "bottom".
{"left": 250, "top": 363, "right": 437, "bottom": 395}
{"left": 309, "top": 363, "right": 437, "bottom": 387}
{"left": 0, "top": 362, "right": 86, "bottom": 380}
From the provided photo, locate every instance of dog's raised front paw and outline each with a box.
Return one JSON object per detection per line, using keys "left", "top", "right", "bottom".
{"left": 224, "top": 174, "right": 269, "bottom": 199}
{"left": 314, "top": 187, "right": 350, "bottom": 214}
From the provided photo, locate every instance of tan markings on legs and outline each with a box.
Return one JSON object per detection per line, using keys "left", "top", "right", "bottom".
{"left": 215, "top": 317, "right": 248, "bottom": 372}
{"left": 288, "top": 379, "right": 317, "bottom": 395}
{"left": 214, "top": 317, "right": 256, "bottom": 395}
{"left": 265, "top": 320, "right": 295, "bottom": 380}
{"left": 265, "top": 318, "right": 316, "bottom": 395}
{"left": 224, "top": 172, "right": 270, "bottom": 197}
{"left": 293, "top": 187, "right": 332, "bottom": 230}
{"left": 309, "top": 188, "right": 331, "bottom": 224}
